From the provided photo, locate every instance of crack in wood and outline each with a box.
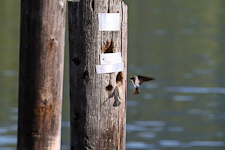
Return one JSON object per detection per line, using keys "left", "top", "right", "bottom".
{"left": 91, "top": 0, "right": 95, "bottom": 12}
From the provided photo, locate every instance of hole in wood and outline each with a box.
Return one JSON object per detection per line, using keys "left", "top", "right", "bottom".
{"left": 43, "top": 99, "right": 47, "bottom": 105}
{"left": 72, "top": 57, "right": 81, "bottom": 66}
{"left": 103, "top": 40, "right": 114, "bottom": 53}
{"left": 116, "top": 72, "right": 123, "bottom": 84}
{"left": 83, "top": 70, "right": 89, "bottom": 80}
{"left": 106, "top": 84, "right": 113, "bottom": 92}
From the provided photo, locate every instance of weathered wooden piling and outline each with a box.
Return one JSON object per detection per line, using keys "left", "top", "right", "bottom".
{"left": 68, "top": 0, "right": 128, "bottom": 149}
{"left": 17, "top": 0, "right": 67, "bottom": 149}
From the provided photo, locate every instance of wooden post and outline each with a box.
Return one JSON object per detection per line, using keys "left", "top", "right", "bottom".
{"left": 68, "top": 0, "right": 127, "bottom": 149}
{"left": 17, "top": 0, "right": 66, "bottom": 149}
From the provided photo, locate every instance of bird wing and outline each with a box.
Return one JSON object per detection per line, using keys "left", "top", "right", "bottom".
{"left": 138, "top": 75, "right": 155, "bottom": 85}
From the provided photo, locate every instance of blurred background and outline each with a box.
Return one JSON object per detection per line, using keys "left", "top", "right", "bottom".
{"left": 1, "top": 0, "right": 225, "bottom": 149}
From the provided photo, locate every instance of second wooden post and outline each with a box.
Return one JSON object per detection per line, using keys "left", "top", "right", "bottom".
{"left": 68, "top": 0, "right": 128, "bottom": 149}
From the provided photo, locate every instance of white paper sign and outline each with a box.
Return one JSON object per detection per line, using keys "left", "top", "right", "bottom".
{"left": 98, "top": 13, "right": 120, "bottom": 31}
{"left": 100, "top": 52, "right": 122, "bottom": 65}
{"left": 96, "top": 63, "right": 124, "bottom": 74}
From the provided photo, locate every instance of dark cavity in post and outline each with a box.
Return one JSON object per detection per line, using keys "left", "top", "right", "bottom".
{"left": 106, "top": 83, "right": 113, "bottom": 92}
{"left": 72, "top": 57, "right": 81, "bottom": 66}
{"left": 103, "top": 40, "right": 114, "bottom": 53}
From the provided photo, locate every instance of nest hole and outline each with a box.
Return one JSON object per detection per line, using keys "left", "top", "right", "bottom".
{"left": 106, "top": 84, "right": 113, "bottom": 92}
{"left": 72, "top": 57, "right": 81, "bottom": 66}
{"left": 103, "top": 40, "right": 114, "bottom": 53}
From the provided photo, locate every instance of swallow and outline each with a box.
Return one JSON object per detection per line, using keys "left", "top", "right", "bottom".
{"left": 130, "top": 75, "right": 155, "bottom": 95}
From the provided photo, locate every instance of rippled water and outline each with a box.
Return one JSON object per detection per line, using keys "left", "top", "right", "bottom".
{"left": 1, "top": 0, "right": 225, "bottom": 149}
{"left": 125, "top": 0, "right": 225, "bottom": 150}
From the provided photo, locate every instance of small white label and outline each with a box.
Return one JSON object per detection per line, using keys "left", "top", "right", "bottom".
{"left": 98, "top": 13, "right": 120, "bottom": 31}
{"left": 96, "top": 63, "right": 124, "bottom": 74}
{"left": 100, "top": 52, "right": 122, "bottom": 65}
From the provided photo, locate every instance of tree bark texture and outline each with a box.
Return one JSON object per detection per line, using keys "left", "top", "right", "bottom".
{"left": 17, "top": 0, "right": 66, "bottom": 149}
{"left": 68, "top": 0, "right": 128, "bottom": 150}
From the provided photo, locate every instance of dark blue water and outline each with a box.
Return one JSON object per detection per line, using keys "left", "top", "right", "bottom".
{"left": 1, "top": 0, "right": 225, "bottom": 149}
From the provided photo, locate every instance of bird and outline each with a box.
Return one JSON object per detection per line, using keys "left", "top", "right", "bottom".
{"left": 129, "top": 75, "right": 155, "bottom": 95}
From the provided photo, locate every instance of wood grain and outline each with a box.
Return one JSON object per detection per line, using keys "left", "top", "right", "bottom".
{"left": 68, "top": 0, "right": 128, "bottom": 149}
{"left": 17, "top": 0, "right": 67, "bottom": 149}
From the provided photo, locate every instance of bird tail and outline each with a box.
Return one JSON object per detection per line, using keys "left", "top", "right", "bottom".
{"left": 133, "top": 87, "right": 140, "bottom": 95}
